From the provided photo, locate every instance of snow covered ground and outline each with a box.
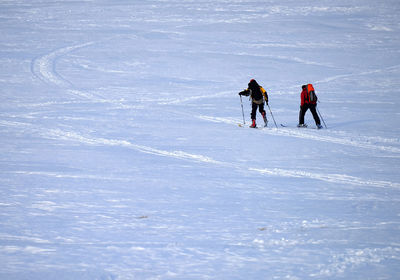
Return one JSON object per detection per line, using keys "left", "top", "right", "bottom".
{"left": 1, "top": 0, "right": 400, "bottom": 279}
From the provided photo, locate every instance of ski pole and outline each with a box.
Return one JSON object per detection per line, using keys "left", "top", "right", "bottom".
{"left": 316, "top": 106, "right": 327, "bottom": 129}
{"left": 267, "top": 103, "right": 278, "bottom": 128}
{"left": 239, "top": 95, "right": 245, "bottom": 125}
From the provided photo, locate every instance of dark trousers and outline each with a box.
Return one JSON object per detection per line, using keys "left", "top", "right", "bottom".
{"left": 251, "top": 102, "right": 266, "bottom": 120}
{"left": 299, "top": 104, "right": 321, "bottom": 125}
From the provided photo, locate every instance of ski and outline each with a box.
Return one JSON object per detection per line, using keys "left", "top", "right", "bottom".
{"left": 280, "top": 123, "right": 323, "bottom": 130}
{"left": 280, "top": 123, "right": 308, "bottom": 128}
{"left": 238, "top": 123, "right": 268, "bottom": 129}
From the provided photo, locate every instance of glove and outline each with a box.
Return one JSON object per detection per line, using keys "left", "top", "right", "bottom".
{"left": 239, "top": 90, "right": 249, "bottom": 96}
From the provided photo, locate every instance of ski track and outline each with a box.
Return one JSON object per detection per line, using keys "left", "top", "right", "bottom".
{"left": 197, "top": 115, "right": 400, "bottom": 154}
{"left": 30, "top": 40, "right": 229, "bottom": 108}
{"left": 157, "top": 91, "right": 232, "bottom": 105}
{"left": 43, "top": 128, "right": 223, "bottom": 166}
{"left": 249, "top": 167, "right": 400, "bottom": 189}
{"left": 315, "top": 64, "right": 400, "bottom": 84}
{"left": 33, "top": 128, "right": 399, "bottom": 190}
{"left": 1, "top": 117, "right": 399, "bottom": 189}
{"left": 7, "top": 171, "right": 134, "bottom": 182}
{"left": 192, "top": 49, "right": 336, "bottom": 69}
{"left": 31, "top": 42, "right": 95, "bottom": 87}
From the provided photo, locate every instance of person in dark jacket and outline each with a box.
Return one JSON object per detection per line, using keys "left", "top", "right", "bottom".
{"left": 239, "top": 79, "right": 268, "bottom": 128}
{"left": 298, "top": 85, "right": 322, "bottom": 129}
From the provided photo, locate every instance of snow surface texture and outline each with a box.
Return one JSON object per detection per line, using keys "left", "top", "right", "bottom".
{"left": 1, "top": 0, "right": 400, "bottom": 279}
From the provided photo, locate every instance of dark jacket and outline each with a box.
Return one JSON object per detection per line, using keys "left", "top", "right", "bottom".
{"left": 239, "top": 80, "right": 268, "bottom": 104}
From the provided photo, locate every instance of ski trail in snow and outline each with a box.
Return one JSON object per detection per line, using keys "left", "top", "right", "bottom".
{"left": 37, "top": 128, "right": 399, "bottom": 189}
{"left": 31, "top": 42, "right": 95, "bottom": 87}
{"left": 249, "top": 167, "right": 399, "bottom": 189}
{"left": 269, "top": 128, "right": 400, "bottom": 154}
{"left": 158, "top": 91, "right": 232, "bottom": 105}
{"left": 8, "top": 170, "right": 134, "bottom": 182}
{"left": 2, "top": 119, "right": 399, "bottom": 188}
{"left": 316, "top": 64, "right": 400, "bottom": 84}
{"left": 197, "top": 115, "right": 400, "bottom": 154}
{"left": 43, "top": 129, "right": 223, "bottom": 165}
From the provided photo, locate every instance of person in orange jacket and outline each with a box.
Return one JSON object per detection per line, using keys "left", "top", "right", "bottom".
{"left": 298, "top": 84, "right": 322, "bottom": 129}
{"left": 239, "top": 79, "right": 268, "bottom": 128}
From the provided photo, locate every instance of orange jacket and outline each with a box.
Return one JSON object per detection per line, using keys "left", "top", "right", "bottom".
{"left": 301, "top": 89, "right": 307, "bottom": 106}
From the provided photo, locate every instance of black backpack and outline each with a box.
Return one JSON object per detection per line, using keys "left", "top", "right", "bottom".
{"left": 249, "top": 80, "right": 263, "bottom": 101}
{"left": 307, "top": 84, "right": 317, "bottom": 103}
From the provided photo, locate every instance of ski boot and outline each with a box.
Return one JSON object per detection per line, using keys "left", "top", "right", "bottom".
{"left": 317, "top": 124, "right": 323, "bottom": 129}
{"left": 250, "top": 119, "right": 257, "bottom": 128}
{"left": 297, "top": 123, "right": 307, "bottom": 128}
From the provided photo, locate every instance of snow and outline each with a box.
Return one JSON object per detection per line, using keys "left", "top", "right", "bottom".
{"left": 1, "top": 0, "right": 400, "bottom": 279}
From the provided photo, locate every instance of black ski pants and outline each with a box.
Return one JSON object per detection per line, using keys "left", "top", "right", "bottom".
{"left": 251, "top": 102, "right": 266, "bottom": 120}
{"left": 299, "top": 104, "right": 321, "bottom": 125}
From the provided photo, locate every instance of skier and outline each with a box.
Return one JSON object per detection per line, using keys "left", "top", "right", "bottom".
{"left": 298, "top": 84, "right": 322, "bottom": 129}
{"left": 238, "top": 79, "right": 269, "bottom": 128}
